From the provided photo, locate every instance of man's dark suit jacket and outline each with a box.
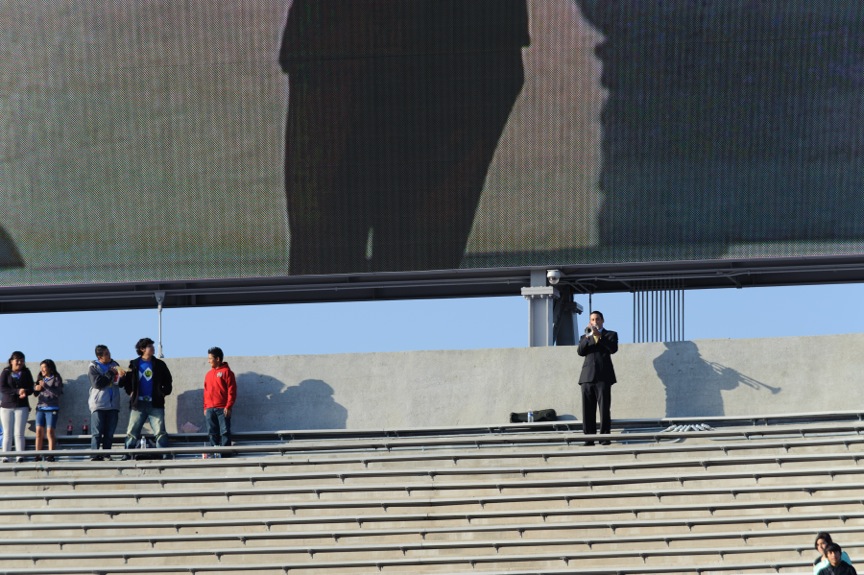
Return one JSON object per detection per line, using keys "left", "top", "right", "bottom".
{"left": 577, "top": 329, "right": 618, "bottom": 385}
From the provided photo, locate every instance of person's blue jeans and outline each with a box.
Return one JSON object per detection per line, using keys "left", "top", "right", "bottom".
{"left": 91, "top": 409, "right": 119, "bottom": 451}
{"left": 124, "top": 401, "right": 168, "bottom": 449}
{"left": 205, "top": 407, "right": 231, "bottom": 449}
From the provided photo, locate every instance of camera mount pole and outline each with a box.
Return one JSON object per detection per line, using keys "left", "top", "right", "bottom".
{"left": 521, "top": 269, "right": 557, "bottom": 347}
{"left": 155, "top": 291, "right": 166, "bottom": 358}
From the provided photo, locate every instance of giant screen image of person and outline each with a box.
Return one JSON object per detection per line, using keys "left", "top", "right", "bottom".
{"left": 575, "top": 1, "right": 864, "bottom": 256}
{"left": 0, "top": 228, "right": 22, "bottom": 270}
{"left": 279, "top": 0, "right": 529, "bottom": 274}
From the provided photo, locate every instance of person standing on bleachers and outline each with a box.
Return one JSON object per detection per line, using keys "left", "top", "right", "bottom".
{"left": 577, "top": 310, "right": 618, "bottom": 446}
{"left": 0, "top": 351, "right": 34, "bottom": 462}
{"left": 88, "top": 345, "right": 125, "bottom": 461}
{"left": 120, "top": 338, "right": 173, "bottom": 459}
{"left": 814, "top": 532, "right": 854, "bottom": 575}
{"left": 202, "top": 346, "right": 236, "bottom": 458}
{"left": 33, "top": 359, "right": 64, "bottom": 461}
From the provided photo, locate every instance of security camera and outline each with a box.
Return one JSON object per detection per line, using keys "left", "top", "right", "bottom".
{"left": 546, "top": 269, "right": 562, "bottom": 285}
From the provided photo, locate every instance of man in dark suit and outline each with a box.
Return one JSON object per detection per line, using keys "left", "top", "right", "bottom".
{"left": 279, "top": 0, "right": 529, "bottom": 275}
{"left": 577, "top": 310, "right": 618, "bottom": 445}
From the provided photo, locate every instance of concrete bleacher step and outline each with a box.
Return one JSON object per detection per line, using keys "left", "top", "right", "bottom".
{"left": 0, "top": 543, "right": 833, "bottom": 574}
{"left": 13, "top": 419, "right": 864, "bottom": 470}
{"left": 0, "top": 524, "right": 847, "bottom": 556}
{"left": 0, "top": 416, "right": 860, "bottom": 574}
{"left": 1, "top": 480, "right": 863, "bottom": 523}
{"left": 5, "top": 446, "right": 864, "bottom": 492}
{"left": 0, "top": 565, "right": 820, "bottom": 575}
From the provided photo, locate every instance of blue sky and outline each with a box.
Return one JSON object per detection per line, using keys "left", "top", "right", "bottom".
{"left": 1, "top": 282, "right": 861, "bottom": 362}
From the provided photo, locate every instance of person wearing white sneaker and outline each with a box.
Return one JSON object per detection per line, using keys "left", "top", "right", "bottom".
{"left": 0, "top": 351, "right": 34, "bottom": 462}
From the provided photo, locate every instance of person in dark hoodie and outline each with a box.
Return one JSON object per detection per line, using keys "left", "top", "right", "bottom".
{"left": 818, "top": 543, "right": 857, "bottom": 575}
{"left": 119, "top": 337, "right": 173, "bottom": 459}
{"left": 88, "top": 345, "right": 125, "bottom": 461}
{"left": 814, "top": 533, "right": 855, "bottom": 575}
{"left": 279, "top": 0, "right": 529, "bottom": 274}
{"left": 0, "top": 351, "right": 34, "bottom": 462}
{"left": 202, "top": 346, "right": 237, "bottom": 457}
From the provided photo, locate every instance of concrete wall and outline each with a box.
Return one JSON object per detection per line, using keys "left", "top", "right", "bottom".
{"left": 26, "top": 333, "right": 858, "bottom": 436}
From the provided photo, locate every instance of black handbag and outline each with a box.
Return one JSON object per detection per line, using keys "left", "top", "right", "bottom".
{"left": 510, "top": 408, "right": 557, "bottom": 423}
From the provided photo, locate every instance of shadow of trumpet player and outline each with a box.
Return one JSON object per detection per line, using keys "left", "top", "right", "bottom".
{"left": 705, "top": 360, "right": 781, "bottom": 395}
{"left": 654, "top": 341, "right": 782, "bottom": 418}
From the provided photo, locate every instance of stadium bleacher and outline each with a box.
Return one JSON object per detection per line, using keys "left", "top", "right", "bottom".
{"left": 0, "top": 413, "right": 859, "bottom": 574}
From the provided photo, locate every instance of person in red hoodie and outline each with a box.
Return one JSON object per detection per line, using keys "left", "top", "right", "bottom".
{"left": 203, "top": 347, "right": 237, "bottom": 458}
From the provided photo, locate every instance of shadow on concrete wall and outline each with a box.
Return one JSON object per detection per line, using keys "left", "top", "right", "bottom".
{"left": 654, "top": 341, "right": 780, "bottom": 418}
{"left": 28, "top": 371, "right": 128, "bottom": 436}
{"left": 176, "top": 373, "right": 347, "bottom": 432}
{"left": 42, "top": 372, "right": 90, "bottom": 434}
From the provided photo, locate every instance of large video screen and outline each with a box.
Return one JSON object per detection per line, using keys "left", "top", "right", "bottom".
{"left": 2, "top": 1, "right": 863, "bottom": 288}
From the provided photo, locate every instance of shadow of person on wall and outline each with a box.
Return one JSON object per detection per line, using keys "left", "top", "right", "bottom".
{"left": 175, "top": 387, "right": 205, "bottom": 434}
{"left": 38, "top": 372, "right": 93, "bottom": 434}
{"left": 29, "top": 372, "right": 127, "bottom": 437}
{"left": 176, "top": 373, "right": 347, "bottom": 433}
{"left": 280, "top": 379, "right": 348, "bottom": 430}
{"left": 654, "top": 341, "right": 780, "bottom": 418}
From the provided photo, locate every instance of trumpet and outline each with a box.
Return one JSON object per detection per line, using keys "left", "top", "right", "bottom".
{"left": 584, "top": 326, "right": 594, "bottom": 335}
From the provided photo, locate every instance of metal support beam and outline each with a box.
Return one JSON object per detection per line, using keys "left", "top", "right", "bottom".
{"left": 522, "top": 270, "right": 557, "bottom": 347}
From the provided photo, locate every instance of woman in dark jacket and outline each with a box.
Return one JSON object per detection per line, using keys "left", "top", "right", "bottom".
{"left": 0, "top": 351, "right": 34, "bottom": 462}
